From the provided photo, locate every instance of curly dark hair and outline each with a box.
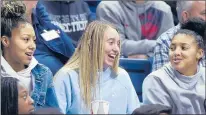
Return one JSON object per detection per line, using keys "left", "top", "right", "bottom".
{"left": 181, "top": 17, "right": 206, "bottom": 52}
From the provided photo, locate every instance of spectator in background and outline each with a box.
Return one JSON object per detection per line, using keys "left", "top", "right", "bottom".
{"left": 152, "top": 1, "right": 206, "bottom": 71}
{"left": 86, "top": 0, "right": 101, "bottom": 14}
{"left": 23, "top": 0, "right": 75, "bottom": 75}
{"left": 1, "top": 1, "right": 59, "bottom": 108}
{"left": 1, "top": 77, "right": 34, "bottom": 115}
{"left": 97, "top": 0, "right": 174, "bottom": 59}
{"left": 143, "top": 28, "right": 205, "bottom": 114}
{"left": 53, "top": 21, "right": 140, "bottom": 114}
{"left": 38, "top": 0, "right": 96, "bottom": 47}
{"left": 164, "top": 1, "right": 179, "bottom": 25}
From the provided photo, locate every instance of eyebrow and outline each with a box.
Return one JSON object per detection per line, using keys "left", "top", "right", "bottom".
{"left": 22, "top": 34, "right": 35, "bottom": 36}
{"left": 21, "top": 34, "right": 36, "bottom": 39}
{"left": 18, "top": 89, "right": 27, "bottom": 94}
{"left": 170, "top": 43, "right": 191, "bottom": 46}
{"left": 107, "top": 38, "right": 116, "bottom": 41}
{"left": 22, "top": 90, "right": 27, "bottom": 93}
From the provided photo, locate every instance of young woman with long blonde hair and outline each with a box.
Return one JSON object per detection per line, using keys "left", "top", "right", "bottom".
{"left": 54, "top": 20, "right": 140, "bottom": 114}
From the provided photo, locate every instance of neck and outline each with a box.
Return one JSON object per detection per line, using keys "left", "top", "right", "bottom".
{"left": 103, "top": 64, "right": 110, "bottom": 71}
{"left": 3, "top": 52, "right": 25, "bottom": 72}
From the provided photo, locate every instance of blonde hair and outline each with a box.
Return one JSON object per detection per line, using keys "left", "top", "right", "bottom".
{"left": 55, "top": 20, "right": 120, "bottom": 108}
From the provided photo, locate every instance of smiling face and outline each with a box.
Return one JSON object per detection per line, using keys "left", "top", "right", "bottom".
{"left": 103, "top": 27, "right": 120, "bottom": 68}
{"left": 169, "top": 34, "right": 203, "bottom": 76}
{"left": 18, "top": 84, "right": 34, "bottom": 114}
{"left": 2, "top": 23, "right": 36, "bottom": 71}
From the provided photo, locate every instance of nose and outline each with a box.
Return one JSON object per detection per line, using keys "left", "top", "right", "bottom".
{"left": 113, "top": 43, "right": 120, "bottom": 54}
{"left": 29, "top": 40, "right": 36, "bottom": 51}
{"left": 174, "top": 47, "right": 181, "bottom": 56}
{"left": 28, "top": 96, "right": 34, "bottom": 105}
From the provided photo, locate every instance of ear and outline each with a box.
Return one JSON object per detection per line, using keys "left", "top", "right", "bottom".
{"left": 182, "top": 11, "right": 190, "bottom": 22}
{"left": 196, "top": 48, "right": 204, "bottom": 60}
{"left": 1, "top": 36, "right": 10, "bottom": 48}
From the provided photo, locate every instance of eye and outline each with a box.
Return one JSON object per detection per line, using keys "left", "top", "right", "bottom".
{"left": 182, "top": 46, "right": 189, "bottom": 50}
{"left": 23, "top": 95, "right": 27, "bottom": 100}
{"left": 117, "top": 41, "right": 120, "bottom": 47}
{"left": 21, "top": 92, "right": 28, "bottom": 101}
{"left": 169, "top": 45, "right": 175, "bottom": 51}
{"left": 108, "top": 41, "right": 114, "bottom": 45}
{"left": 23, "top": 38, "right": 29, "bottom": 42}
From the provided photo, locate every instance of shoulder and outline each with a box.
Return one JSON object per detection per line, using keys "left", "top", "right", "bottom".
{"left": 151, "top": 1, "right": 171, "bottom": 13}
{"left": 118, "top": 67, "right": 129, "bottom": 76}
{"left": 32, "top": 63, "right": 52, "bottom": 76}
{"left": 97, "top": 1, "right": 122, "bottom": 12}
{"left": 200, "top": 66, "right": 205, "bottom": 80}
{"left": 54, "top": 68, "right": 79, "bottom": 83}
{"left": 144, "top": 67, "right": 168, "bottom": 84}
{"left": 115, "top": 67, "right": 134, "bottom": 88}
{"left": 117, "top": 67, "right": 130, "bottom": 80}
{"left": 32, "top": 63, "right": 54, "bottom": 85}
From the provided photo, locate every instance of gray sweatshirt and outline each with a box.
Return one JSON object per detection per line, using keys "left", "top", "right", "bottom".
{"left": 143, "top": 63, "right": 205, "bottom": 114}
{"left": 96, "top": 1, "right": 174, "bottom": 57}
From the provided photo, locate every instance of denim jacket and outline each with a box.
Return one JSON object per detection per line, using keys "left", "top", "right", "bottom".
{"left": 31, "top": 63, "right": 59, "bottom": 108}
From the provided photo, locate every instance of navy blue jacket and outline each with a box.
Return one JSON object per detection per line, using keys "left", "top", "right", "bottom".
{"left": 38, "top": 0, "right": 96, "bottom": 47}
{"left": 33, "top": 2, "right": 75, "bottom": 75}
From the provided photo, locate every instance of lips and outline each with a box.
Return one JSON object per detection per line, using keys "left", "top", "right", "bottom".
{"left": 108, "top": 54, "right": 116, "bottom": 60}
{"left": 29, "top": 108, "right": 35, "bottom": 114}
{"left": 173, "top": 58, "right": 182, "bottom": 64}
{"left": 25, "top": 52, "right": 33, "bottom": 60}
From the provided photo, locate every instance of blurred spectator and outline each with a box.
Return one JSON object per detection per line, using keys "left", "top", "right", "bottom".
{"left": 86, "top": 0, "right": 101, "bottom": 13}
{"left": 23, "top": 0, "right": 75, "bottom": 75}
{"left": 39, "top": 0, "right": 96, "bottom": 47}
{"left": 152, "top": 1, "right": 206, "bottom": 71}
{"left": 97, "top": 0, "right": 174, "bottom": 59}
{"left": 132, "top": 104, "right": 171, "bottom": 115}
{"left": 2, "top": 77, "right": 34, "bottom": 115}
{"left": 164, "top": 1, "right": 179, "bottom": 25}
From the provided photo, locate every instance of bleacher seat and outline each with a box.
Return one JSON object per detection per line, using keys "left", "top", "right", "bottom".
{"left": 119, "top": 58, "right": 152, "bottom": 102}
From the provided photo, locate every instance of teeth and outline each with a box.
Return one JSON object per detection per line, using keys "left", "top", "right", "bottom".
{"left": 109, "top": 54, "right": 115, "bottom": 58}
{"left": 26, "top": 53, "right": 32, "bottom": 56}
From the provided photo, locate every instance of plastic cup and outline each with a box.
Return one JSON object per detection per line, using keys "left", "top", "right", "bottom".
{"left": 91, "top": 100, "right": 109, "bottom": 114}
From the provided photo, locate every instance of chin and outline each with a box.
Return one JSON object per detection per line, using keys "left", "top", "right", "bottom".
{"left": 174, "top": 66, "right": 184, "bottom": 72}
{"left": 23, "top": 61, "right": 31, "bottom": 66}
